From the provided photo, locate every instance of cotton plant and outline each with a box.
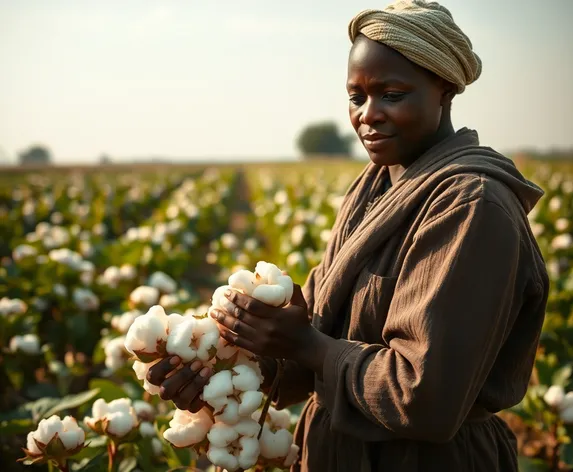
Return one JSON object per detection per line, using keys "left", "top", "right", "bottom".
{"left": 20, "top": 415, "right": 85, "bottom": 470}
{"left": 9, "top": 334, "right": 41, "bottom": 355}
{"left": 544, "top": 385, "right": 573, "bottom": 423}
{"left": 0, "top": 297, "right": 28, "bottom": 316}
{"left": 84, "top": 398, "right": 139, "bottom": 441}
{"left": 103, "top": 335, "right": 130, "bottom": 372}
{"left": 129, "top": 285, "right": 160, "bottom": 309}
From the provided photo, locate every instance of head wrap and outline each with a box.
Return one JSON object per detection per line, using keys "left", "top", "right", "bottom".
{"left": 348, "top": 0, "right": 482, "bottom": 93}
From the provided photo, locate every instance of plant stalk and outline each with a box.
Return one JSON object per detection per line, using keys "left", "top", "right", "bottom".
{"left": 549, "top": 420, "right": 561, "bottom": 472}
{"left": 107, "top": 440, "right": 117, "bottom": 472}
{"left": 257, "top": 359, "right": 285, "bottom": 440}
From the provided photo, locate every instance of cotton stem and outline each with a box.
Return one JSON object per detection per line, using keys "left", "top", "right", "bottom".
{"left": 257, "top": 359, "right": 285, "bottom": 440}
{"left": 107, "top": 440, "right": 118, "bottom": 472}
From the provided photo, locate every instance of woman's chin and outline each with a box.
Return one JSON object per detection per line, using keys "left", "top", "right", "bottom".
{"left": 367, "top": 151, "right": 398, "bottom": 167}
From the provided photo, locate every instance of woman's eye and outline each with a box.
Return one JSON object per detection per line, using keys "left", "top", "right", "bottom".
{"left": 349, "top": 95, "right": 365, "bottom": 106}
{"left": 382, "top": 92, "right": 406, "bottom": 102}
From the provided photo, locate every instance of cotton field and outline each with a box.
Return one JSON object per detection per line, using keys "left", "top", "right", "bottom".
{"left": 0, "top": 161, "right": 571, "bottom": 472}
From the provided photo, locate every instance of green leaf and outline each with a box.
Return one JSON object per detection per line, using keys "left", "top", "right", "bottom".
{"left": 561, "top": 441, "right": 573, "bottom": 467}
{"left": 0, "top": 418, "right": 35, "bottom": 435}
{"left": 43, "top": 388, "right": 100, "bottom": 418}
{"left": 88, "top": 379, "right": 127, "bottom": 403}
{"left": 118, "top": 456, "right": 137, "bottom": 472}
{"left": 517, "top": 456, "right": 550, "bottom": 472}
{"left": 71, "top": 453, "right": 107, "bottom": 472}
{"left": 551, "top": 364, "right": 573, "bottom": 387}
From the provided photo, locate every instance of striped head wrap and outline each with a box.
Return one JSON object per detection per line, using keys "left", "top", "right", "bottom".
{"left": 348, "top": 0, "right": 482, "bottom": 93}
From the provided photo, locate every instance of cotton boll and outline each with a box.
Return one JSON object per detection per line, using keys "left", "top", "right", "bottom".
{"left": 562, "top": 406, "right": 573, "bottom": 424}
{"left": 544, "top": 385, "right": 565, "bottom": 408}
{"left": 167, "top": 313, "right": 185, "bottom": 333}
{"left": 194, "top": 317, "right": 220, "bottom": 361}
{"left": 133, "top": 360, "right": 158, "bottom": 381}
{"left": 276, "top": 275, "right": 294, "bottom": 304}
{"left": 238, "top": 391, "right": 264, "bottom": 416}
{"left": 9, "top": 334, "right": 41, "bottom": 354}
{"left": 84, "top": 398, "right": 138, "bottom": 439}
{"left": 237, "top": 436, "right": 260, "bottom": 469}
{"left": 211, "top": 285, "right": 236, "bottom": 313}
{"left": 255, "top": 261, "right": 282, "bottom": 284}
{"left": 235, "top": 351, "right": 264, "bottom": 383}
{"left": 232, "top": 364, "right": 262, "bottom": 392}
{"left": 284, "top": 443, "right": 300, "bottom": 467}
{"left": 215, "top": 398, "right": 240, "bottom": 425}
{"left": 228, "top": 270, "right": 257, "bottom": 296}
{"left": 152, "top": 438, "right": 163, "bottom": 456}
{"left": 233, "top": 418, "right": 261, "bottom": 438}
{"left": 207, "top": 447, "right": 239, "bottom": 472}
{"left": 203, "top": 370, "right": 234, "bottom": 403}
{"left": 26, "top": 432, "right": 42, "bottom": 455}
{"left": 130, "top": 286, "right": 160, "bottom": 307}
{"left": 133, "top": 401, "right": 155, "bottom": 422}
{"left": 160, "top": 294, "right": 180, "bottom": 308}
{"left": 106, "top": 410, "right": 139, "bottom": 437}
{"left": 35, "top": 416, "right": 64, "bottom": 445}
{"left": 252, "top": 284, "right": 286, "bottom": 307}
{"left": 562, "top": 391, "right": 573, "bottom": 410}
{"left": 119, "top": 264, "right": 137, "bottom": 281}
{"left": 143, "top": 380, "right": 161, "bottom": 395}
{"left": 124, "top": 306, "right": 169, "bottom": 360}
{"left": 258, "top": 426, "right": 293, "bottom": 459}
{"left": 268, "top": 408, "right": 292, "bottom": 431}
{"left": 58, "top": 416, "right": 86, "bottom": 450}
{"left": 207, "top": 422, "right": 239, "bottom": 448}
{"left": 104, "top": 336, "right": 128, "bottom": 372}
{"left": 166, "top": 317, "right": 197, "bottom": 362}
{"left": 149, "top": 271, "right": 177, "bottom": 294}
{"left": 111, "top": 310, "right": 141, "bottom": 334}
{"left": 140, "top": 422, "right": 156, "bottom": 438}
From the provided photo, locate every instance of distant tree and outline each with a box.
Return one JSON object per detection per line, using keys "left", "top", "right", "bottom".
{"left": 297, "top": 121, "right": 354, "bottom": 159}
{"left": 99, "top": 154, "right": 112, "bottom": 165}
{"left": 18, "top": 145, "right": 52, "bottom": 166}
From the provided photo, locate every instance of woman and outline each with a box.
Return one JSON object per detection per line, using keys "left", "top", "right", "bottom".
{"left": 148, "top": 1, "right": 549, "bottom": 470}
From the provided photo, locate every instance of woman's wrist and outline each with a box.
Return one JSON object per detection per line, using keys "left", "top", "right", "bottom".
{"left": 292, "top": 326, "right": 333, "bottom": 379}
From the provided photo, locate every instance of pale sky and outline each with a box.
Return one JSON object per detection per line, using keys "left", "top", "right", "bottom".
{"left": 1, "top": 0, "right": 572, "bottom": 163}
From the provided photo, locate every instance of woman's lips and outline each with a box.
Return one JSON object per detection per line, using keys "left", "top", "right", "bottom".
{"left": 362, "top": 134, "right": 395, "bottom": 151}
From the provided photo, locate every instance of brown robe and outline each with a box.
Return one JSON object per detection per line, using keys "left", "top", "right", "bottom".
{"left": 261, "top": 128, "right": 549, "bottom": 471}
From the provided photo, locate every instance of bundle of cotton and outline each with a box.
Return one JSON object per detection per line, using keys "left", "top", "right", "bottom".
{"left": 124, "top": 305, "right": 221, "bottom": 394}
{"left": 127, "top": 261, "right": 299, "bottom": 470}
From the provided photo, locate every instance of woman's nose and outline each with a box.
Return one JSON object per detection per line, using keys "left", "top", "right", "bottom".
{"left": 359, "top": 97, "right": 386, "bottom": 126}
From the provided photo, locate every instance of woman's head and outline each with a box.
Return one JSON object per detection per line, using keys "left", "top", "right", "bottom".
{"left": 347, "top": 0, "right": 482, "bottom": 167}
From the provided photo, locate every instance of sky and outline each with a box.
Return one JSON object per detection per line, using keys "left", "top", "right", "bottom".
{"left": 1, "top": 0, "right": 572, "bottom": 163}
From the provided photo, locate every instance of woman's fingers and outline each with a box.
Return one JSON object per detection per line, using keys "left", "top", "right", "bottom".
{"left": 147, "top": 356, "right": 181, "bottom": 386}
{"left": 217, "top": 324, "right": 256, "bottom": 353}
{"left": 224, "top": 289, "right": 272, "bottom": 318}
{"left": 159, "top": 361, "right": 202, "bottom": 401}
{"left": 210, "top": 308, "right": 257, "bottom": 339}
{"left": 175, "top": 366, "right": 212, "bottom": 410}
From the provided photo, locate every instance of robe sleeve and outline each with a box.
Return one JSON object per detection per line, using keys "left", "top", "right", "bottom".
{"left": 320, "top": 196, "right": 524, "bottom": 442}
{"left": 257, "top": 263, "right": 323, "bottom": 408}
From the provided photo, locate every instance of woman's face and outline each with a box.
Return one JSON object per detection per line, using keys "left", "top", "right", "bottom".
{"left": 347, "top": 35, "right": 451, "bottom": 167}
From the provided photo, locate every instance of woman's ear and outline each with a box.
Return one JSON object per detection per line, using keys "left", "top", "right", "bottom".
{"left": 440, "top": 81, "right": 456, "bottom": 106}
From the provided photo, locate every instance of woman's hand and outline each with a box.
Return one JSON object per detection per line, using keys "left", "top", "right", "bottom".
{"left": 210, "top": 284, "right": 314, "bottom": 361}
{"left": 146, "top": 356, "right": 212, "bottom": 412}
